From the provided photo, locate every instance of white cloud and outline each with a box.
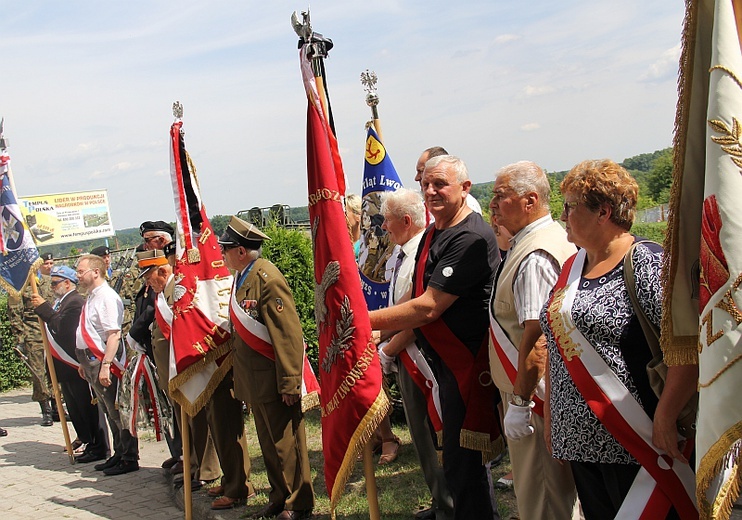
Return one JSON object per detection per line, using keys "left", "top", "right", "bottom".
{"left": 640, "top": 44, "right": 681, "bottom": 82}
{"left": 494, "top": 34, "right": 519, "bottom": 44}
{"left": 521, "top": 123, "right": 541, "bottom": 131}
{"left": 522, "top": 85, "right": 555, "bottom": 98}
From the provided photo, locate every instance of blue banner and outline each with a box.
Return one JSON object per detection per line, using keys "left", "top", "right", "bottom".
{"left": 0, "top": 152, "right": 40, "bottom": 296}
{"left": 358, "top": 126, "right": 403, "bottom": 310}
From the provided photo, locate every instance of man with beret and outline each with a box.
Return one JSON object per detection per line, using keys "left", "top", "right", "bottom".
{"left": 31, "top": 266, "right": 110, "bottom": 463}
{"left": 140, "top": 221, "right": 175, "bottom": 251}
{"left": 136, "top": 249, "right": 224, "bottom": 493}
{"left": 90, "top": 246, "right": 113, "bottom": 279}
{"left": 220, "top": 215, "right": 314, "bottom": 520}
{"left": 8, "top": 251, "right": 55, "bottom": 425}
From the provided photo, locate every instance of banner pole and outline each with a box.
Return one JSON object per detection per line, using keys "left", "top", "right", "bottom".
{"left": 182, "top": 407, "right": 192, "bottom": 520}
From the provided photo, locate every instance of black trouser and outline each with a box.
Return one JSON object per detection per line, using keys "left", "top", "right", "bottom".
{"left": 60, "top": 376, "right": 110, "bottom": 457}
{"left": 429, "top": 352, "right": 499, "bottom": 520}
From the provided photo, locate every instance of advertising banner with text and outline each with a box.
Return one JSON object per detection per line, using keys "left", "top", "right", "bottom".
{"left": 18, "top": 190, "right": 115, "bottom": 245}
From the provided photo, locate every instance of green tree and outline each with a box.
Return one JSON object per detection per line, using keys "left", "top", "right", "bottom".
{"left": 647, "top": 149, "right": 674, "bottom": 203}
{"left": 260, "top": 223, "right": 318, "bottom": 369}
{"left": 0, "top": 292, "right": 31, "bottom": 391}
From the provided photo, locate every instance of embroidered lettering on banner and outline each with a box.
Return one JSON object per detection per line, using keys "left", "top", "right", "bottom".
{"left": 211, "top": 260, "right": 225, "bottom": 268}
{"left": 193, "top": 342, "right": 206, "bottom": 356}
{"left": 198, "top": 228, "right": 211, "bottom": 244}
{"left": 321, "top": 342, "right": 376, "bottom": 417}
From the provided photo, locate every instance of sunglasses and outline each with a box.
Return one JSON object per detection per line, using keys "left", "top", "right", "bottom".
{"left": 50, "top": 280, "right": 66, "bottom": 287}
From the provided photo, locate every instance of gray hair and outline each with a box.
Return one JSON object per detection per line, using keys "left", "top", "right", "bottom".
{"left": 380, "top": 188, "right": 426, "bottom": 228}
{"left": 496, "top": 161, "right": 550, "bottom": 209}
{"left": 424, "top": 155, "right": 469, "bottom": 183}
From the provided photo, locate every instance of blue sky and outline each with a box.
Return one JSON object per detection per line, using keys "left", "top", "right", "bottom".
{"left": 1, "top": 1, "right": 683, "bottom": 230}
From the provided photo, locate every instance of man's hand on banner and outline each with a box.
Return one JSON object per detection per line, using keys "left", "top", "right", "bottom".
{"left": 504, "top": 401, "right": 535, "bottom": 439}
{"left": 29, "top": 294, "right": 46, "bottom": 308}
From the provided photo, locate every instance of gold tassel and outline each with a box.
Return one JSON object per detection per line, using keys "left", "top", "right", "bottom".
{"left": 301, "top": 391, "right": 320, "bottom": 413}
{"left": 329, "top": 390, "right": 390, "bottom": 519}
{"left": 697, "top": 423, "right": 742, "bottom": 519}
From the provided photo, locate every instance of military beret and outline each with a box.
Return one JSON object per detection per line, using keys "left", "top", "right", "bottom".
{"left": 163, "top": 241, "right": 176, "bottom": 258}
{"left": 40, "top": 252, "right": 53, "bottom": 261}
{"left": 218, "top": 216, "right": 270, "bottom": 250}
{"left": 139, "top": 220, "right": 175, "bottom": 237}
{"left": 50, "top": 265, "right": 77, "bottom": 284}
{"left": 90, "top": 245, "right": 110, "bottom": 257}
{"left": 136, "top": 249, "right": 168, "bottom": 278}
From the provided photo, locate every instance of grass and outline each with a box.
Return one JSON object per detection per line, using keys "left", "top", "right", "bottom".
{"left": 241, "top": 409, "right": 517, "bottom": 519}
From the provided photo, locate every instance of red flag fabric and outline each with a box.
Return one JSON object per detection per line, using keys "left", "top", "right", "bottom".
{"left": 167, "top": 119, "right": 234, "bottom": 416}
{"left": 300, "top": 45, "right": 389, "bottom": 513}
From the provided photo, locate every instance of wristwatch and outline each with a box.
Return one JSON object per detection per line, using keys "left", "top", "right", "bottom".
{"left": 511, "top": 394, "right": 533, "bottom": 407}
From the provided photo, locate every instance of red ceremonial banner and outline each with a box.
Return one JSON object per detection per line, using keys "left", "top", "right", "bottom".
{"left": 300, "top": 45, "right": 389, "bottom": 513}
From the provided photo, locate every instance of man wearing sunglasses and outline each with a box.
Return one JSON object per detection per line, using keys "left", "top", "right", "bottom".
{"left": 31, "top": 265, "right": 110, "bottom": 464}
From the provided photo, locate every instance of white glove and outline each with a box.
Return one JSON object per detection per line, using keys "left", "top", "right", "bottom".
{"left": 504, "top": 402, "right": 535, "bottom": 439}
{"left": 378, "top": 347, "right": 397, "bottom": 375}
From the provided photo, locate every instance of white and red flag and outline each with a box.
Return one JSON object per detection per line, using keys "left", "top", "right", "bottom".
{"left": 665, "top": 0, "right": 742, "bottom": 517}
{"left": 297, "top": 23, "right": 389, "bottom": 515}
{"left": 167, "top": 114, "right": 234, "bottom": 416}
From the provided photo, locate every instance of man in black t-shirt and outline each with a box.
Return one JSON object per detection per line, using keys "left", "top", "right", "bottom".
{"left": 370, "top": 155, "right": 502, "bottom": 520}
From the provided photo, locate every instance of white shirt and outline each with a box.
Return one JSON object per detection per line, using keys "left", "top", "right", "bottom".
{"left": 76, "top": 282, "right": 124, "bottom": 350}
{"left": 388, "top": 230, "right": 424, "bottom": 306}
{"left": 509, "top": 215, "right": 561, "bottom": 325}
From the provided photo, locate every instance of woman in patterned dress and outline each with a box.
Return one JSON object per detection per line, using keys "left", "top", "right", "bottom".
{"left": 539, "top": 159, "right": 698, "bottom": 519}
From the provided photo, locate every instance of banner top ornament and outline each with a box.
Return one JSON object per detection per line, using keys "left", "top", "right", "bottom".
{"left": 360, "top": 70, "right": 379, "bottom": 108}
{"left": 172, "top": 101, "right": 183, "bottom": 120}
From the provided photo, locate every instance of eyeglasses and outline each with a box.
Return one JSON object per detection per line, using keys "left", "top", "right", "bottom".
{"left": 219, "top": 244, "right": 236, "bottom": 252}
{"left": 75, "top": 268, "right": 95, "bottom": 277}
{"left": 50, "top": 280, "right": 65, "bottom": 287}
{"left": 563, "top": 201, "right": 580, "bottom": 216}
{"left": 143, "top": 235, "right": 159, "bottom": 243}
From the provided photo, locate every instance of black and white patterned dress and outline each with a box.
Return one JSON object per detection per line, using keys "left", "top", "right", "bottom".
{"left": 539, "top": 240, "right": 663, "bottom": 464}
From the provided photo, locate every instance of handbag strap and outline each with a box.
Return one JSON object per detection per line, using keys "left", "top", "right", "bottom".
{"left": 623, "top": 240, "right": 662, "bottom": 360}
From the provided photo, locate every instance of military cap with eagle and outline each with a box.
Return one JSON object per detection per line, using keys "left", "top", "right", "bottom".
{"left": 217, "top": 215, "right": 270, "bottom": 250}
{"left": 136, "top": 249, "right": 169, "bottom": 278}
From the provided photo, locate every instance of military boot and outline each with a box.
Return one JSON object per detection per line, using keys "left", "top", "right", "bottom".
{"left": 40, "top": 400, "right": 53, "bottom": 427}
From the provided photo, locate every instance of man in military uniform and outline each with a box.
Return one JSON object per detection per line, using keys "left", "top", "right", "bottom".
{"left": 90, "top": 245, "right": 114, "bottom": 279}
{"left": 9, "top": 251, "right": 55, "bottom": 425}
{"left": 219, "top": 216, "right": 314, "bottom": 520}
{"left": 136, "top": 247, "right": 224, "bottom": 493}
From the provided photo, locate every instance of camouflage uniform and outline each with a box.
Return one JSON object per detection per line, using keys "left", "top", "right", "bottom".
{"left": 8, "top": 274, "right": 53, "bottom": 402}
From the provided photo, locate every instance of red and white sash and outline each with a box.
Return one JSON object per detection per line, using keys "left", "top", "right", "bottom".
{"left": 229, "top": 291, "right": 320, "bottom": 411}
{"left": 119, "top": 350, "right": 164, "bottom": 441}
{"left": 79, "top": 304, "right": 127, "bottom": 378}
{"left": 45, "top": 324, "right": 80, "bottom": 370}
{"left": 154, "top": 292, "right": 173, "bottom": 341}
{"left": 397, "top": 345, "right": 443, "bottom": 434}
{"left": 546, "top": 250, "right": 697, "bottom": 519}
{"left": 488, "top": 308, "right": 545, "bottom": 417}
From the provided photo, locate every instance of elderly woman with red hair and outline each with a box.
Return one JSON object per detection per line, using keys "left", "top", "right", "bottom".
{"left": 540, "top": 159, "right": 698, "bottom": 519}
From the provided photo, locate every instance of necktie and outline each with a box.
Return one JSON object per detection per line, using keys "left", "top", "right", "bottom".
{"left": 390, "top": 249, "right": 406, "bottom": 304}
{"left": 53, "top": 300, "right": 61, "bottom": 311}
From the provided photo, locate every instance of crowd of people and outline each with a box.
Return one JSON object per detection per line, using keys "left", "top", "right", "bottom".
{"left": 3, "top": 149, "right": 698, "bottom": 520}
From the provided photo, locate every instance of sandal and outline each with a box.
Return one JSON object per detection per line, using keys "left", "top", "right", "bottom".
{"left": 378, "top": 435, "right": 401, "bottom": 465}
{"left": 357, "top": 435, "right": 383, "bottom": 461}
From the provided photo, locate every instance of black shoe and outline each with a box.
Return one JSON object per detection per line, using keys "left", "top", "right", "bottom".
{"left": 0, "top": 427, "right": 7, "bottom": 436}
{"left": 40, "top": 400, "right": 53, "bottom": 426}
{"left": 160, "top": 456, "right": 178, "bottom": 469}
{"left": 103, "top": 460, "right": 139, "bottom": 476}
{"left": 76, "top": 451, "right": 107, "bottom": 464}
{"left": 94, "top": 455, "right": 121, "bottom": 471}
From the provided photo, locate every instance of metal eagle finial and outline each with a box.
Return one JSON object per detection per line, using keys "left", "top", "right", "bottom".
{"left": 172, "top": 101, "right": 184, "bottom": 120}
